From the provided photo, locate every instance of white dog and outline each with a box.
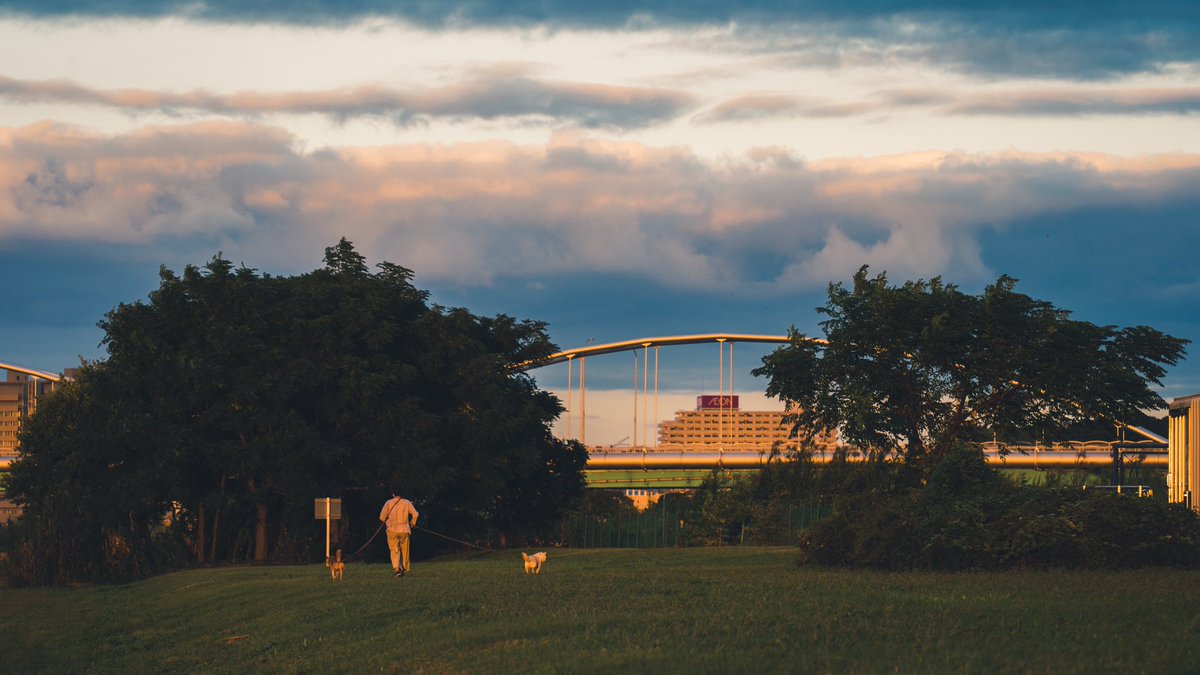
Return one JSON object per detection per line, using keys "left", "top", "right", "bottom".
{"left": 522, "top": 551, "right": 547, "bottom": 574}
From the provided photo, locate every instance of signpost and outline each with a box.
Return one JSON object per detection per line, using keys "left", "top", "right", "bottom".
{"left": 314, "top": 498, "right": 342, "bottom": 561}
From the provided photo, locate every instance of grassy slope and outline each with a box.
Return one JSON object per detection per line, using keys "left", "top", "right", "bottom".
{"left": 4, "top": 548, "right": 1200, "bottom": 674}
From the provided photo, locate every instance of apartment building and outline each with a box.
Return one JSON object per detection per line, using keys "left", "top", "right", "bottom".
{"left": 657, "top": 395, "right": 836, "bottom": 453}
{"left": 1, "top": 367, "right": 63, "bottom": 523}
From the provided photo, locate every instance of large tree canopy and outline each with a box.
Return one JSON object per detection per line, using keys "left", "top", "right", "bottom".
{"left": 754, "top": 267, "right": 1188, "bottom": 467}
{"left": 7, "top": 239, "right": 586, "bottom": 583}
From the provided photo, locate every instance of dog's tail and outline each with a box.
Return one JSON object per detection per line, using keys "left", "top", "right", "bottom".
{"left": 336, "top": 548, "right": 343, "bottom": 563}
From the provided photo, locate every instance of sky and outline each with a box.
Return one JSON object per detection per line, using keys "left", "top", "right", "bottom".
{"left": 1, "top": 1, "right": 1198, "bottom": 446}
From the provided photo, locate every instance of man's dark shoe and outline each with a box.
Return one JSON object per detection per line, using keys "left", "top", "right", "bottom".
{"left": 399, "top": 569, "right": 406, "bottom": 577}
{"left": 394, "top": 569, "right": 402, "bottom": 577}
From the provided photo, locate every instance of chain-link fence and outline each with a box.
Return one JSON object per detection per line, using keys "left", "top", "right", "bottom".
{"left": 560, "top": 501, "right": 831, "bottom": 548}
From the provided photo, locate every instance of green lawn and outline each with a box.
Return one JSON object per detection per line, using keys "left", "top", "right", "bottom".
{"left": 4, "top": 548, "right": 1199, "bottom": 674}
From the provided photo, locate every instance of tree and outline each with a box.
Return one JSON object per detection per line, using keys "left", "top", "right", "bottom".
{"left": 4, "top": 362, "right": 178, "bottom": 583}
{"left": 7, "top": 239, "right": 586, "bottom": 580}
{"left": 753, "top": 266, "right": 1188, "bottom": 468}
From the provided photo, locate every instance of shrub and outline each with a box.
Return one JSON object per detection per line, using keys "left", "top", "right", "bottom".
{"left": 801, "top": 445, "right": 1200, "bottom": 570}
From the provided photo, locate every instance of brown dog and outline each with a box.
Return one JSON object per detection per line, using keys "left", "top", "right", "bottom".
{"left": 326, "top": 549, "right": 345, "bottom": 581}
{"left": 522, "top": 551, "right": 547, "bottom": 574}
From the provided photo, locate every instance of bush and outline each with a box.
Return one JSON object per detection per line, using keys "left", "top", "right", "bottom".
{"left": 801, "top": 445, "right": 1200, "bottom": 570}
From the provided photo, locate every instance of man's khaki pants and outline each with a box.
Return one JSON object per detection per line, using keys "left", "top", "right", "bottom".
{"left": 387, "top": 531, "right": 411, "bottom": 572}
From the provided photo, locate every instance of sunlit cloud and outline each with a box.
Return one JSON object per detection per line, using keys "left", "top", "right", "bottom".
{"left": 4, "top": 121, "right": 1198, "bottom": 297}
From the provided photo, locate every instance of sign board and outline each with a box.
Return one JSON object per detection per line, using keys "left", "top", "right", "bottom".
{"left": 697, "top": 395, "right": 739, "bottom": 411}
{"left": 313, "top": 498, "right": 342, "bottom": 520}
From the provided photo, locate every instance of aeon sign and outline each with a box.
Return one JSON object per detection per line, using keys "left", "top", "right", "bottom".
{"left": 697, "top": 395, "right": 739, "bottom": 410}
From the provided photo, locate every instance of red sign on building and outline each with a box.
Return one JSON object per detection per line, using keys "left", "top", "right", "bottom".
{"left": 697, "top": 395, "right": 739, "bottom": 410}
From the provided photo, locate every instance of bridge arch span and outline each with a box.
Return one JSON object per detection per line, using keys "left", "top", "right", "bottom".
{"left": 514, "top": 333, "right": 817, "bottom": 371}
{"left": 0, "top": 361, "right": 61, "bottom": 383}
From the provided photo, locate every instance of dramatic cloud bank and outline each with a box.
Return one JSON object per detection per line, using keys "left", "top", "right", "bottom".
{"left": 4, "top": 121, "right": 1197, "bottom": 294}
{"left": 4, "top": 2, "right": 1199, "bottom": 410}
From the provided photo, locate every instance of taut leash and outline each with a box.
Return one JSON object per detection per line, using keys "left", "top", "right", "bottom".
{"left": 343, "top": 522, "right": 386, "bottom": 561}
{"left": 340, "top": 499, "right": 496, "bottom": 562}
{"left": 413, "top": 525, "right": 495, "bottom": 553}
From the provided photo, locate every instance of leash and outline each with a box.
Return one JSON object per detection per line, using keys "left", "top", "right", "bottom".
{"left": 343, "top": 522, "right": 386, "bottom": 561}
{"left": 346, "top": 523, "right": 494, "bottom": 561}
{"left": 340, "top": 499, "right": 496, "bottom": 560}
{"left": 343, "top": 496, "right": 400, "bottom": 562}
{"left": 414, "top": 525, "right": 495, "bottom": 553}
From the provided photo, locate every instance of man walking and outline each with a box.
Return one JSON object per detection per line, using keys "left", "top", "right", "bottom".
{"left": 380, "top": 491, "right": 419, "bottom": 577}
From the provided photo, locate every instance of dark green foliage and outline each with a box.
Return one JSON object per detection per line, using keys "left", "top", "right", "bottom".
{"left": 754, "top": 266, "right": 1188, "bottom": 468}
{"left": 5, "top": 239, "right": 586, "bottom": 584}
{"left": 557, "top": 490, "right": 641, "bottom": 547}
{"left": 1, "top": 365, "right": 178, "bottom": 584}
{"left": 638, "top": 458, "right": 842, "bottom": 547}
{"left": 801, "top": 446, "right": 1200, "bottom": 570}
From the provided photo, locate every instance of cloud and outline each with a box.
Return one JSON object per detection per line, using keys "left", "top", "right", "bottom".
{"left": 712, "top": 10, "right": 1200, "bottom": 80}
{"left": 945, "top": 87, "right": 1200, "bottom": 116}
{"left": 696, "top": 86, "right": 1200, "bottom": 123}
{"left": 0, "top": 74, "right": 694, "bottom": 130}
{"left": 3, "top": 2, "right": 1197, "bottom": 80}
{"left": 3, "top": 121, "right": 1199, "bottom": 296}
{"left": 696, "top": 95, "right": 884, "bottom": 122}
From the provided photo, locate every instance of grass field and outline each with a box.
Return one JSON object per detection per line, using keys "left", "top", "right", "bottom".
{"left": 4, "top": 547, "right": 1200, "bottom": 674}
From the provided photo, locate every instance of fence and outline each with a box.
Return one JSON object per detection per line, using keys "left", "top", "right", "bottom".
{"left": 560, "top": 502, "right": 831, "bottom": 548}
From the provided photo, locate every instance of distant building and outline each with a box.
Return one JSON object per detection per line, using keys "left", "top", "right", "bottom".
{"left": 1, "top": 367, "right": 64, "bottom": 523}
{"left": 656, "top": 395, "right": 836, "bottom": 453}
{"left": 624, "top": 488, "right": 665, "bottom": 511}
{"left": 1, "top": 371, "right": 52, "bottom": 454}
{"left": 1168, "top": 393, "right": 1200, "bottom": 512}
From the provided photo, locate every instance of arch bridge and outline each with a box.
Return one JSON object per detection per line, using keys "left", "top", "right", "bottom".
{"left": 517, "top": 334, "right": 1168, "bottom": 474}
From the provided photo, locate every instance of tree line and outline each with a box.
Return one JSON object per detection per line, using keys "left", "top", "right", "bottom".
{"left": 3, "top": 239, "right": 587, "bottom": 584}
{"left": 5, "top": 257, "right": 1198, "bottom": 582}
{"left": 550, "top": 266, "right": 1200, "bottom": 570}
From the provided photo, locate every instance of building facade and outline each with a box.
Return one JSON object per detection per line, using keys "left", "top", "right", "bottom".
{"left": 1, "top": 372, "right": 53, "bottom": 454}
{"left": 1168, "top": 393, "right": 1200, "bottom": 512}
{"left": 1, "top": 367, "right": 64, "bottom": 522}
{"left": 656, "top": 395, "right": 836, "bottom": 453}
